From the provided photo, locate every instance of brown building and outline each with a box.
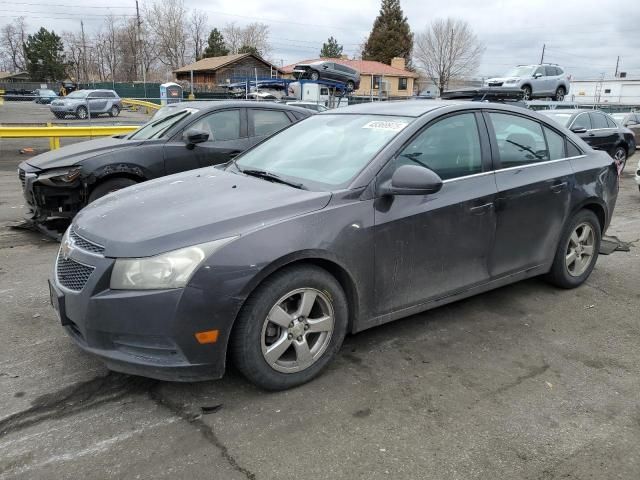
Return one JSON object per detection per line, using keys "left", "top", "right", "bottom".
{"left": 173, "top": 53, "right": 284, "bottom": 90}
{"left": 281, "top": 57, "right": 418, "bottom": 97}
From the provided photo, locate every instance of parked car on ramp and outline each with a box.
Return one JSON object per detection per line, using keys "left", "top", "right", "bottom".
{"left": 49, "top": 100, "right": 619, "bottom": 390}
{"left": 18, "top": 101, "right": 312, "bottom": 226}
{"left": 485, "top": 64, "right": 570, "bottom": 101}
{"left": 292, "top": 60, "right": 360, "bottom": 90}
{"left": 540, "top": 109, "right": 636, "bottom": 169}
{"left": 49, "top": 89, "right": 122, "bottom": 119}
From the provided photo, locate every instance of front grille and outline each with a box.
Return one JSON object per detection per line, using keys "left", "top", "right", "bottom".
{"left": 70, "top": 229, "right": 105, "bottom": 255}
{"left": 18, "top": 169, "right": 25, "bottom": 189}
{"left": 56, "top": 257, "right": 94, "bottom": 291}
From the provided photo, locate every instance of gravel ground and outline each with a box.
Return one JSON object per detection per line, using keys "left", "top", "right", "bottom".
{"left": 1, "top": 105, "right": 639, "bottom": 479}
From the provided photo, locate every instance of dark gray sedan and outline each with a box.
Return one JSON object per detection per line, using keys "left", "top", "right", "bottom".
{"left": 19, "top": 101, "right": 311, "bottom": 226}
{"left": 49, "top": 101, "right": 619, "bottom": 390}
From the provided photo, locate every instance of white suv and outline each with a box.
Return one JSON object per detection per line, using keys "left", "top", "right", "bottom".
{"left": 485, "top": 64, "right": 570, "bottom": 101}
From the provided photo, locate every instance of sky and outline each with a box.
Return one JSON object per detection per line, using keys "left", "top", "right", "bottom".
{"left": 2, "top": 0, "right": 639, "bottom": 79}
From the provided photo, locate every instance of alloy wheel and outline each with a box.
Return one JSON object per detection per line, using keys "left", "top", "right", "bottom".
{"left": 565, "top": 222, "right": 595, "bottom": 277}
{"left": 261, "top": 288, "right": 334, "bottom": 373}
{"left": 614, "top": 147, "right": 627, "bottom": 170}
{"left": 556, "top": 87, "right": 565, "bottom": 101}
{"left": 522, "top": 86, "right": 532, "bottom": 100}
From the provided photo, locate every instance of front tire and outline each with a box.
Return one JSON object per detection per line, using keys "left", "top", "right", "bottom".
{"left": 346, "top": 80, "right": 355, "bottom": 91}
{"left": 522, "top": 85, "right": 532, "bottom": 100}
{"left": 88, "top": 177, "right": 138, "bottom": 203}
{"left": 231, "top": 265, "right": 348, "bottom": 390}
{"left": 75, "top": 106, "right": 88, "bottom": 120}
{"left": 309, "top": 70, "right": 320, "bottom": 81}
{"left": 546, "top": 210, "right": 601, "bottom": 289}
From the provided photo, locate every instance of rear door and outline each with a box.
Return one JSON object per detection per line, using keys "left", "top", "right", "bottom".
{"left": 588, "top": 112, "right": 619, "bottom": 154}
{"left": 487, "top": 111, "right": 573, "bottom": 277}
{"left": 373, "top": 111, "right": 498, "bottom": 314}
{"left": 248, "top": 108, "right": 295, "bottom": 146}
{"left": 163, "top": 108, "right": 250, "bottom": 173}
{"left": 544, "top": 66, "right": 558, "bottom": 94}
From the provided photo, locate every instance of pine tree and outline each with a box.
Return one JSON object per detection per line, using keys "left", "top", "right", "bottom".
{"left": 203, "top": 28, "right": 230, "bottom": 58}
{"left": 24, "top": 28, "right": 66, "bottom": 81}
{"left": 238, "top": 45, "right": 259, "bottom": 56}
{"left": 320, "top": 36, "right": 343, "bottom": 58}
{"left": 362, "top": 0, "right": 413, "bottom": 66}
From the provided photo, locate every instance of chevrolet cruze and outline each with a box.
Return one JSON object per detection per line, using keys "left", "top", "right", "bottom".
{"left": 49, "top": 101, "right": 619, "bottom": 390}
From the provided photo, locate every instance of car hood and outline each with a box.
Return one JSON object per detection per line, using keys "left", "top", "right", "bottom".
{"left": 486, "top": 77, "right": 519, "bottom": 83}
{"left": 73, "top": 168, "right": 332, "bottom": 258}
{"left": 26, "top": 136, "right": 138, "bottom": 170}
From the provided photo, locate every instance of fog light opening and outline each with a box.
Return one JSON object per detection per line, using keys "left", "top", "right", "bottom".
{"left": 195, "top": 330, "right": 219, "bottom": 344}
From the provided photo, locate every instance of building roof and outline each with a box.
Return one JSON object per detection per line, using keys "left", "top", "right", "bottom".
{"left": 0, "top": 71, "right": 30, "bottom": 80}
{"left": 174, "top": 53, "right": 283, "bottom": 74}
{"left": 282, "top": 58, "right": 418, "bottom": 78}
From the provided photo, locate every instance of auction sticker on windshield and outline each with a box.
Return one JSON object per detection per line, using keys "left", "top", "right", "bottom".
{"left": 362, "top": 120, "right": 408, "bottom": 131}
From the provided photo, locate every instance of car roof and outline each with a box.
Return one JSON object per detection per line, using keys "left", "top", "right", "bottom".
{"left": 325, "top": 100, "right": 460, "bottom": 117}
{"left": 158, "top": 100, "right": 312, "bottom": 115}
{"left": 539, "top": 109, "right": 601, "bottom": 115}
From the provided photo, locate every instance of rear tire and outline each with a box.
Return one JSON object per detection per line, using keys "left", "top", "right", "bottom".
{"left": 309, "top": 70, "right": 320, "bottom": 81}
{"left": 346, "top": 80, "right": 355, "bottom": 91}
{"left": 546, "top": 210, "right": 601, "bottom": 289}
{"left": 613, "top": 146, "right": 627, "bottom": 171}
{"left": 231, "top": 265, "right": 348, "bottom": 390}
{"left": 75, "top": 106, "right": 88, "bottom": 120}
{"left": 109, "top": 105, "right": 120, "bottom": 117}
{"left": 554, "top": 86, "right": 566, "bottom": 101}
{"left": 88, "top": 177, "right": 138, "bottom": 203}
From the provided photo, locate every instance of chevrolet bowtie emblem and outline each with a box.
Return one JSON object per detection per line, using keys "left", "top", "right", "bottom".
{"left": 60, "top": 237, "right": 73, "bottom": 261}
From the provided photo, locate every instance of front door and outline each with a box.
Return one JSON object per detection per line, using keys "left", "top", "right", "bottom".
{"left": 163, "top": 108, "right": 250, "bottom": 174}
{"left": 374, "top": 112, "right": 497, "bottom": 315}
{"left": 486, "top": 111, "right": 573, "bottom": 277}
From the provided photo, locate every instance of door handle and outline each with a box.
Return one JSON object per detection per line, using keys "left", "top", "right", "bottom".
{"left": 550, "top": 181, "right": 568, "bottom": 193}
{"left": 588, "top": 133, "right": 595, "bottom": 137}
{"left": 469, "top": 202, "right": 493, "bottom": 215}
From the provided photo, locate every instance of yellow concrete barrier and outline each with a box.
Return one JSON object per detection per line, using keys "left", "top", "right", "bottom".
{"left": 0, "top": 125, "right": 139, "bottom": 150}
{"left": 121, "top": 98, "right": 161, "bottom": 114}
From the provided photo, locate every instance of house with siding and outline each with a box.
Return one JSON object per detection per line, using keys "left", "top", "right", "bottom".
{"left": 173, "top": 53, "right": 284, "bottom": 90}
{"left": 281, "top": 57, "right": 418, "bottom": 97}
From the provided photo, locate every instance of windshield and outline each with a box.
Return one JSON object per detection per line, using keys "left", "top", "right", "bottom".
{"left": 233, "top": 114, "right": 412, "bottom": 189}
{"left": 129, "top": 109, "right": 197, "bottom": 140}
{"left": 40, "top": 90, "right": 56, "bottom": 95}
{"left": 66, "top": 90, "right": 88, "bottom": 99}
{"left": 503, "top": 66, "right": 535, "bottom": 77}
{"left": 540, "top": 112, "right": 573, "bottom": 127}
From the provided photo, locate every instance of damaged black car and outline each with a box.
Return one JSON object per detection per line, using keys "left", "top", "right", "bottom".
{"left": 17, "top": 101, "right": 311, "bottom": 233}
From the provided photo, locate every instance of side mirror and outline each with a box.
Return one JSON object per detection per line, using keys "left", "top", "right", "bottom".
{"left": 380, "top": 165, "right": 443, "bottom": 196}
{"left": 571, "top": 127, "right": 588, "bottom": 134}
{"left": 183, "top": 129, "right": 209, "bottom": 149}
{"left": 534, "top": 73, "right": 543, "bottom": 79}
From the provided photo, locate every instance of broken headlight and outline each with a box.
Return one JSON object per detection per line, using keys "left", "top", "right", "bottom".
{"left": 38, "top": 167, "right": 82, "bottom": 186}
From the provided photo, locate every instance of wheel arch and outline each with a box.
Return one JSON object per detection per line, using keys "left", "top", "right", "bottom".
{"left": 237, "top": 251, "right": 360, "bottom": 334}
{"left": 574, "top": 199, "right": 607, "bottom": 233}
{"left": 88, "top": 165, "right": 147, "bottom": 195}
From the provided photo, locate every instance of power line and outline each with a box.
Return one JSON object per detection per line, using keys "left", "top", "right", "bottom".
{"left": 0, "top": 1, "right": 135, "bottom": 8}
{"left": 0, "top": 10, "right": 136, "bottom": 17}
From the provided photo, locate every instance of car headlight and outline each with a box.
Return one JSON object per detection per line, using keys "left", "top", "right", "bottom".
{"left": 504, "top": 78, "right": 519, "bottom": 84}
{"left": 110, "top": 237, "right": 238, "bottom": 290}
{"left": 39, "top": 167, "right": 82, "bottom": 186}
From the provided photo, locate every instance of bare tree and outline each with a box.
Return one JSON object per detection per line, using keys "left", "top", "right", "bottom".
{"left": 222, "top": 22, "right": 270, "bottom": 57}
{"left": 102, "top": 15, "right": 121, "bottom": 81}
{"left": 144, "top": 0, "right": 188, "bottom": 70}
{"left": 62, "top": 31, "right": 83, "bottom": 81}
{"left": 1, "top": 17, "right": 28, "bottom": 71}
{"left": 189, "top": 9, "right": 208, "bottom": 61}
{"left": 413, "top": 18, "right": 484, "bottom": 95}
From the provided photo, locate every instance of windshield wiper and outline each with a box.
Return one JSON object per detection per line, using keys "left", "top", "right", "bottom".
{"left": 240, "top": 168, "right": 306, "bottom": 190}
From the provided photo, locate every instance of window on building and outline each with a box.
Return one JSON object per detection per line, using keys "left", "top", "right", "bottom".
{"left": 398, "top": 77, "right": 408, "bottom": 90}
{"left": 604, "top": 88, "right": 611, "bottom": 94}
{"left": 372, "top": 76, "right": 381, "bottom": 89}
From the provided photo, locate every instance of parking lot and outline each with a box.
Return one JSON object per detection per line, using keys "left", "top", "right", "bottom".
{"left": 1, "top": 101, "right": 640, "bottom": 480}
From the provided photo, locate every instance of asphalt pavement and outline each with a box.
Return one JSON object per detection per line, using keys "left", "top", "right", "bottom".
{"left": 1, "top": 105, "right": 640, "bottom": 479}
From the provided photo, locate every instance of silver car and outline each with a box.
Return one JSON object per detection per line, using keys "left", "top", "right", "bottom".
{"left": 485, "top": 64, "right": 570, "bottom": 101}
{"left": 50, "top": 89, "right": 122, "bottom": 120}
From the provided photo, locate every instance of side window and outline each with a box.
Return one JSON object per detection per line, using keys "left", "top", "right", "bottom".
{"left": 605, "top": 115, "right": 617, "bottom": 128}
{"left": 545, "top": 66, "right": 557, "bottom": 76}
{"left": 534, "top": 67, "right": 545, "bottom": 77}
{"left": 489, "top": 112, "right": 549, "bottom": 167}
{"left": 87, "top": 92, "right": 97, "bottom": 98}
{"left": 557, "top": 67, "right": 564, "bottom": 75}
{"left": 572, "top": 113, "right": 591, "bottom": 130}
{"left": 251, "top": 109, "right": 291, "bottom": 137}
{"left": 567, "top": 141, "right": 582, "bottom": 157}
{"left": 590, "top": 113, "right": 608, "bottom": 129}
{"left": 544, "top": 127, "right": 566, "bottom": 160}
{"left": 190, "top": 109, "right": 241, "bottom": 142}
{"left": 396, "top": 113, "right": 482, "bottom": 180}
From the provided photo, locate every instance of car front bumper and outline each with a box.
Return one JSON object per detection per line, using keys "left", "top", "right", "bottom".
{"left": 49, "top": 233, "right": 243, "bottom": 382}
{"left": 50, "top": 104, "right": 76, "bottom": 113}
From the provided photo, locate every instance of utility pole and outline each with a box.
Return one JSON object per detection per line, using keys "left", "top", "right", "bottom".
{"left": 540, "top": 44, "right": 545, "bottom": 64}
{"left": 80, "top": 20, "right": 87, "bottom": 85}
{"left": 614, "top": 56, "right": 620, "bottom": 78}
{"left": 136, "top": 0, "right": 147, "bottom": 98}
